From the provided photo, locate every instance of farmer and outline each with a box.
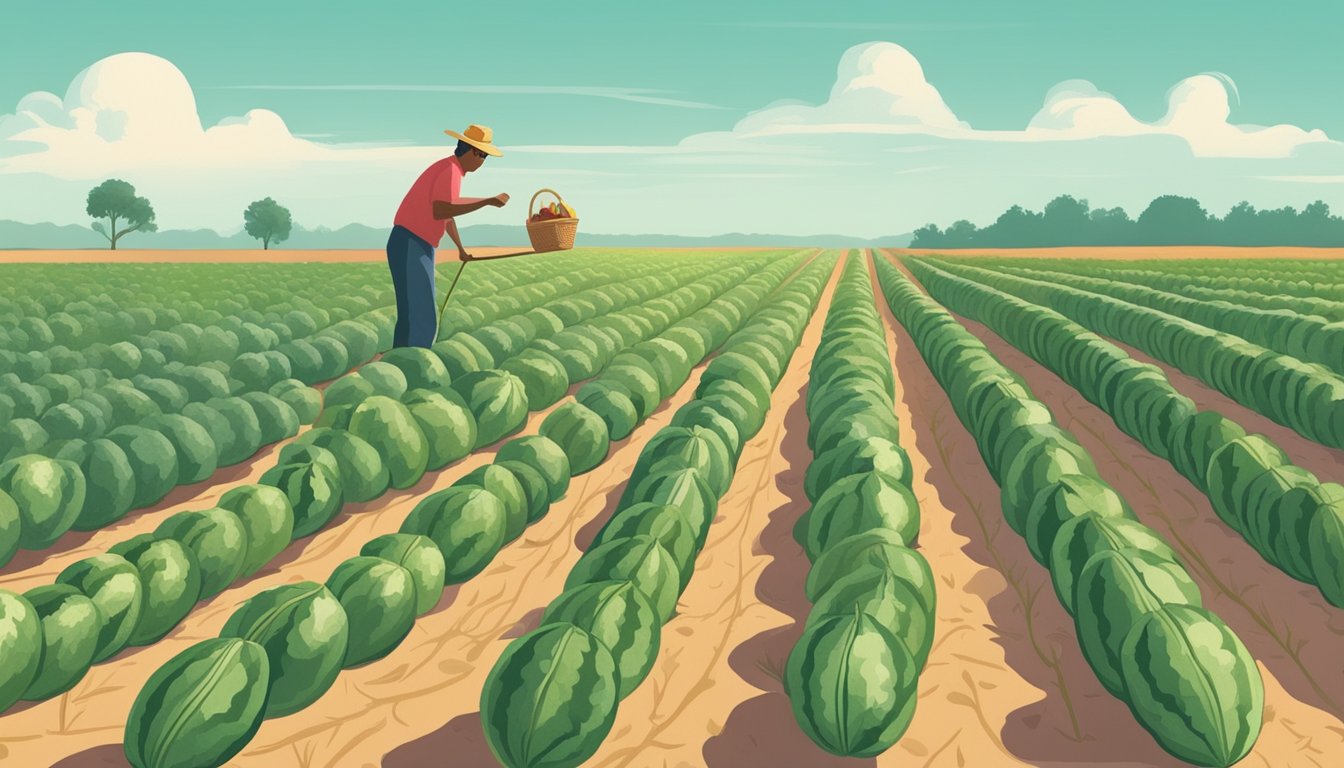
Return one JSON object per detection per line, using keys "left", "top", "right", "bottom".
{"left": 387, "top": 123, "right": 509, "bottom": 348}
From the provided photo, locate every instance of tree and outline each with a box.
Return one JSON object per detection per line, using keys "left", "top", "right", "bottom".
{"left": 1088, "top": 206, "right": 1134, "bottom": 245}
{"left": 980, "top": 205, "right": 1044, "bottom": 248}
{"left": 243, "top": 197, "right": 294, "bottom": 250}
{"left": 1041, "top": 195, "right": 1091, "bottom": 246}
{"left": 1134, "top": 195, "right": 1210, "bottom": 245}
{"left": 909, "top": 224, "right": 944, "bottom": 248}
{"left": 86, "top": 179, "right": 157, "bottom": 250}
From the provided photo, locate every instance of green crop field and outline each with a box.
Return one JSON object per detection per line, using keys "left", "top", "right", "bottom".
{"left": 2, "top": 248, "right": 1342, "bottom": 767}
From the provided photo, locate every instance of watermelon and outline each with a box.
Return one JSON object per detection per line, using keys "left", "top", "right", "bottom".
{"left": 541, "top": 580, "right": 660, "bottom": 699}
{"left": 784, "top": 609, "right": 918, "bottom": 757}
{"left": 1119, "top": 605, "right": 1263, "bottom": 767}
{"left": 496, "top": 435, "right": 571, "bottom": 502}
{"left": 451, "top": 370, "right": 529, "bottom": 448}
{"left": 576, "top": 381, "right": 639, "bottom": 441}
{"left": 808, "top": 566, "right": 934, "bottom": 668}
{"left": 326, "top": 556, "right": 416, "bottom": 667}
{"left": 454, "top": 464, "right": 529, "bottom": 542}
{"left": 216, "top": 484, "right": 295, "bottom": 578}
{"left": 1073, "top": 548, "right": 1203, "bottom": 695}
{"left": 293, "top": 428, "right": 389, "bottom": 503}
{"left": 590, "top": 502, "right": 699, "bottom": 589}
{"left": 481, "top": 624, "right": 620, "bottom": 768}
{"left": 804, "top": 528, "right": 935, "bottom": 612}
{"left": 361, "top": 533, "right": 448, "bottom": 616}
{"left": 495, "top": 460, "right": 552, "bottom": 526}
{"left": 348, "top": 395, "right": 429, "bottom": 489}
{"left": 540, "top": 400, "right": 610, "bottom": 475}
{"left": 0, "top": 455, "right": 87, "bottom": 550}
{"left": 1022, "top": 474, "right": 1133, "bottom": 566}
{"left": 154, "top": 508, "right": 250, "bottom": 599}
{"left": 110, "top": 534, "right": 203, "bottom": 646}
{"left": 0, "top": 589, "right": 41, "bottom": 710}
{"left": 1049, "top": 513, "right": 1183, "bottom": 614}
{"left": 21, "top": 584, "right": 102, "bottom": 700}
{"left": 55, "top": 553, "right": 145, "bottom": 664}
{"left": 403, "top": 388, "right": 476, "bottom": 470}
{"left": 400, "top": 487, "right": 508, "bottom": 583}
{"left": 260, "top": 456, "right": 344, "bottom": 539}
{"left": 797, "top": 472, "right": 920, "bottom": 561}
{"left": 1308, "top": 499, "right": 1344, "bottom": 607}
{"left": 123, "top": 637, "right": 270, "bottom": 768}
{"left": 566, "top": 535, "right": 681, "bottom": 623}
{"left": 219, "top": 581, "right": 349, "bottom": 717}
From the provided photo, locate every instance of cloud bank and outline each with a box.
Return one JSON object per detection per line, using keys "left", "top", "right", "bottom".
{"left": 1, "top": 45, "right": 1340, "bottom": 238}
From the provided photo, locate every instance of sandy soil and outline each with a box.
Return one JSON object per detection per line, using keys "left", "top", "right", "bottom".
{"left": 908, "top": 267, "right": 1344, "bottom": 765}
{"left": 892, "top": 246, "right": 1344, "bottom": 261}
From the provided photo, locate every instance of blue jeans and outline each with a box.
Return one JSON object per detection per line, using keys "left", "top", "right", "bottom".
{"left": 386, "top": 225, "right": 437, "bottom": 348}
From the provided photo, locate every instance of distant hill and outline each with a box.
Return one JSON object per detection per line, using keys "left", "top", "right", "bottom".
{"left": 0, "top": 219, "right": 910, "bottom": 250}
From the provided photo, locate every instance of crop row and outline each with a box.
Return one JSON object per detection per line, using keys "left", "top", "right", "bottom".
{"left": 1004, "top": 261, "right": 1344, "bottom": 322}
{"left": 908, "top": 258, "right": 1344, "bottom": 607}
{"left": 480, "top": 253, "right": 835, "bottom": 768}
{"left": 0, "top": 256, "right": 722, "bottom": 569}
{"left": 875, "top": 256, "right": 1264, "bottom": 768}
{"left": 927, "top": 259, "right": 1344, "bottom": 451}
{"left": 784, "top": 251, "right": 933, "bottom": 757}
{"left": 986, "top": 262, "right": 1344, "bottom": 377}
{"left": 0, "top": 252, "right": 776, "bottom": 717}
{"left": 117, "top": 252, "right": 815, "bottom": 767}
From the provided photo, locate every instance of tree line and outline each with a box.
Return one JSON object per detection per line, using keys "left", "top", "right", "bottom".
{"left": 85, "top": 179, "right": 293, "bottom": 250}
{"left": 910, "top": 195, "right": 1344, "bottom": 248}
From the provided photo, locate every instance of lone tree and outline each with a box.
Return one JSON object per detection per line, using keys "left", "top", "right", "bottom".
{"left": 244, "top": 197, "right": 293, "bottom": 249}
{"left": 87, "top": 179, "right": 157, "bottom": 250}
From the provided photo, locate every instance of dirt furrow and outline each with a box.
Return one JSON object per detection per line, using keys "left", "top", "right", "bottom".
{"left": 942, "top": 304, "right": 1344, "bottom": 766}
{"left": 872, "top": 256, "right": 1183, "bottom": 768}
{"left": 574, "top": 251, "right": 843, "bottom": 768}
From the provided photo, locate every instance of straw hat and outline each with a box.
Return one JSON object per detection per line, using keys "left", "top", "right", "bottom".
{"left": 444, "top": 124, "right": 503, "bottom": 157}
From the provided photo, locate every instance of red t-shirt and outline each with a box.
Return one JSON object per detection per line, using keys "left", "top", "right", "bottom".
{"left": 393, "top": 156, "right": 463, "bottom": 248}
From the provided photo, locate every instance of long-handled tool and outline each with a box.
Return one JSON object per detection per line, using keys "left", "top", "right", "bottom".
{"left": 436, "top": 261, "right": 470, "bottom": 339}
{"left": 435, "top": 249, "right": 536, "bottom": 339}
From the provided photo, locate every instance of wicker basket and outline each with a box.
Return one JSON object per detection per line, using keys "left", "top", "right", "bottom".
{"left": 525, "top": 188, "right": 579, "bottom": 253}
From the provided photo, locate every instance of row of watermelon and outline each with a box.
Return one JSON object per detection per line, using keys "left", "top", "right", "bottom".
{"left": 929, "top": 259, "right": 1344, "bottom": 452}
{"left": 0, "top": 345, "right": 481, "bottom": 713}
{"left": 0, "top": 264, "right": 388, "bottom": 356}
{"left": 481, "top": 252, "right": 833, "bottom": 768}
{"left": 1016, "top": 261, "right": 1344, "bottom": 323}
{"left": 878, "top": 257, "right": 1265, "bottom": 768}
{"left": 0, "top": 255, "right": 759, "bottom": 716}
{"left": 993, "top": 262, "right": 1344, "bottom": 377}
{"left": 0, "top": 257, "right": 698, "bottom": 566}
{"left": 0, "top": 255, "right": 622, "bottom": 423}
{"left": 910, "top": 258, "right": 1344, "bottom": 608}
{"left": 786, "top": 251, "right": 933, "bottom": 757}
{"left": 118, "top": 252, "right": 810, "bottom": 767}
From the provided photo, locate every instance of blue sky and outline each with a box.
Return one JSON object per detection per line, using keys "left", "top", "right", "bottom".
{"left": 2, "top": 1, "right": 1342, "bottom": 238}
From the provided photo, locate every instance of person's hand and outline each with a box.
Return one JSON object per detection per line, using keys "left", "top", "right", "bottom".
{"left": 488, "top": 193, "right": 510, "bottom": 208}
{"left": 458, "top": 249, "right": 474, "bottom": 262}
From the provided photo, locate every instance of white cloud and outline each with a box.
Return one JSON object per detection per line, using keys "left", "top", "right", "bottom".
{"left": 729, "top": 42, "right": 968, "bottom": 138}
{"left": 1025, "top": 73, "right": 1330, "bottom": 158}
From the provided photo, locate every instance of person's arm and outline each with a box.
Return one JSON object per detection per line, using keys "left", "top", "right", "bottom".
{"left": 433, "top": 197, "right": 502, "bottom": 219}
{"left": 444, "top": 217, "right": 471, "bottom": 260}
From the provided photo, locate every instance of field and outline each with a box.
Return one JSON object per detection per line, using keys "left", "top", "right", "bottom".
{"left": 1, "top": 247, "right": 1342, "bottom": 768}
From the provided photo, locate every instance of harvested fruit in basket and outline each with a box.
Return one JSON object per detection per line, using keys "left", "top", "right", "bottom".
{"left": 530, "top": 202, "right": 575, "bottom": 223}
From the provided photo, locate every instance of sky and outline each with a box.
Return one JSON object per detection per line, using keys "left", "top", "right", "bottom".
{"left": 1, "top": 0, "right": 1342, "bottom": 238}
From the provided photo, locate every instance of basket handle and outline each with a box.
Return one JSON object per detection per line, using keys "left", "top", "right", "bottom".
{"left": 528, "top": 188, "right": 569, "bottom": 218}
